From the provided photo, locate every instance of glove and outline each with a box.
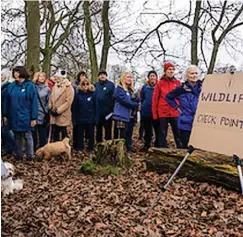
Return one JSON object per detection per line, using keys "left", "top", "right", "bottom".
{"left": 51, "top": 110, "right": 59, "bottom": 117}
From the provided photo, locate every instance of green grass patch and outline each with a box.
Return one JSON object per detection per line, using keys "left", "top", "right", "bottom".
{"left": 80, "top": 160, "right": 122, "bottom": 177}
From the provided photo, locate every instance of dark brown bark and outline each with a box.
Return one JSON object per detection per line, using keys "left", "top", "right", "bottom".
{"left": 100, "top": 0, "right": 110, "bottom": 70}
{"left": 83, "top": 1, "right": 98, "bottom": 83}
{"left": 26, "top": 0, "right": 40, "bottom": 77}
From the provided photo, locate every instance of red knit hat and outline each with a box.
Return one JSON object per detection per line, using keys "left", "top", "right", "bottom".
{"left": 164, "top": 62, "right": 175, "bottom": 72}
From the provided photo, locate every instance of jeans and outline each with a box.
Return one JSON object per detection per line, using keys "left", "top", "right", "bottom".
{"left": 52, "top": 125, "right": 68, "bottom": 142}
{"left": 143, "top": 117, "right": 161, "bottom": 149}
{"left": 14, "top": 131, "right": 34, "bottom": 159}
{"left": 1, "top": 125, "right": 15, "bottom": 154}
{"left": 180, "top": 129, "right": 191, "bottom": 148}
{"left": 32, "top": 124, "right": 48, "bottom": 150}
{"left": 96, "top": 117, "right": 112, "bottom": 143}
{"left": 159, "top": 117, "right": 182, "bottom": 148}
{"left": 77, "top": 123, "right": 94, "bottom": 151}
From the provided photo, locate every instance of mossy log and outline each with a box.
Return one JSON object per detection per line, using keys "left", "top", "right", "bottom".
{"left": 145, "top": 147, "right": 240, "bottom": 192}
{"left": 94, "top": 139, "right": 131, "bottom": 168}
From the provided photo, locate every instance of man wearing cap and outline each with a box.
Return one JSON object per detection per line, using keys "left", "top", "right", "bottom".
{"left": 49, "top": 70, "right": 74, "bottom": 141}
{"left": 95, "top": 69, "right": 115, "bottom": 143}
{"left": 152, "top": 62, "right": 182, "bottom": 148}
{"left": 165, "top": 65, "right": 202, "bottom": 148}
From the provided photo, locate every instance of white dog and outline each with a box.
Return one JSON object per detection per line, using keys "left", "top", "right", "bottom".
{"left": 1, "top": 161, "right": 23, "bottom": 196}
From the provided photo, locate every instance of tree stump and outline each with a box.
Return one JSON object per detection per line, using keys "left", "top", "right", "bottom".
{"left": 94, "top": 139, "right": 130, "bottom": 168}
{"left": 80, "top": 139, "right": 131, "bottom": 176}
{"left": 145, "top": 147, "right": 240, "bottom": 192}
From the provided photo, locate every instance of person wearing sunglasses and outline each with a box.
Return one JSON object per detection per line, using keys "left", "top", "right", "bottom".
{"left": 49, "top": 69, "right": 74, "bottom": 141}
{"left": 73, "top": 79, "right": 99, "bottom": 153}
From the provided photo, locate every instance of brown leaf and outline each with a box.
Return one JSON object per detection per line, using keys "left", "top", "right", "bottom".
{"left": 201, "top": 211, "right": 207, "bottom": 217}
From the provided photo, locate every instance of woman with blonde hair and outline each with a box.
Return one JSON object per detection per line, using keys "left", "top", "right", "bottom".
{"left": 113, "top": 72, "right": 140, "bottom": 152}
{"left": 32, "top": 72, "right": 51, "bottom": 150}
{"left": 165, "top": 65, "right": 202, "bottom": 148}
{"left": 73, "top": 78, "right": 99, "bottom": 153}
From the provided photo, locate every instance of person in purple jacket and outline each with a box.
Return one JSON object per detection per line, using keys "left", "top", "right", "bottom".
{"left": 165, "top": 65, "right": 202, "bottom": 148}
{"left": 113, "top": 72, "right": 140, "bottom": 151}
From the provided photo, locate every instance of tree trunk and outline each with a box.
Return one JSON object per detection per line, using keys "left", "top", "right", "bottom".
{"left": 190, "top": 1, "right": 201, "bottom": 65}
{"left": 26, "top": 0, "right": 40, "bottom": 77}
{"left": 42, "top": 50, "right": 52, "bottom": 78}
{"left": 100, "top": 0, "right": 110, "bottom": 70}
{"left": 207, "top": 42, "right": 220, "bottom": 74}
{"left": 145, "top": 148, "right": 240, "bottom": 192}
{"left": 83, "top": 1, "right": 98, "bottom": 84}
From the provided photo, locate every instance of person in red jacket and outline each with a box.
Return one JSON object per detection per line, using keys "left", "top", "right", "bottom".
{"left": 152, "top": 62, "right": 182, "bottom": 148}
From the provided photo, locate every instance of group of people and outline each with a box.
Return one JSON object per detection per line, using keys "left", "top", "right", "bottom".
{"left": 1, "top": 62, "right": 202, "bottom": 161}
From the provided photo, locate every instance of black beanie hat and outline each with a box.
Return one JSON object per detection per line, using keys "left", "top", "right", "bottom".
{"left": 98, "top": 69, "right": 108, "bottom": 76}
{"left": 147, "top": 70, "right": 158, "bottom": 78}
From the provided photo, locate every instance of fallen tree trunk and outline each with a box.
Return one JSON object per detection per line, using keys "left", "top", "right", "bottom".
{"left": 145, "top": 147, "right": 240, "bottom": 192}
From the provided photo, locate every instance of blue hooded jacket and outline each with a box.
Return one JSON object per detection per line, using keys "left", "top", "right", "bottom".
{"left": 165, "top": 80, "right": 202, "bottom": 131}
{"left": 113, "top": 85, "right": 139, "bottom": 122}
{"left": 95, "top": 79, "right": 115, "bottom": 118}
{"left": 73, "top": 85, "right": 99, "bottom": 124}
{"left": 140, "top": 82, "right": 156, "bottom": 118}
{"left": 3, "top": 80, "right": 38, "bottom": 132}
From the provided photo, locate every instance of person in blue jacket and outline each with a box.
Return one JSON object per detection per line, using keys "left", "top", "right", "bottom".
{"left": 3, "top": 66, "right": 38, "bottom": 161}
{"left": 74, "top": 78, "right": 99, "bottom": 153}
{"left": 140, "top": 70, "right": 161, "bottom": 151}
{"left": 1, "top": 70, "right": 16, "bottom": 156}
{"left": 95, "top": 69, "right": 115, "bottom": 143}
{"left": 165, "top": 65, "right": 202, "bottom": 148}
{"left": 113, "top": 72, "right": 140, "bottom": 151}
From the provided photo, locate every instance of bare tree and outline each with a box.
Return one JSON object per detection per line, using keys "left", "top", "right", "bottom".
{"left": 25, "top": 0, "right": 40, "bottom": 76}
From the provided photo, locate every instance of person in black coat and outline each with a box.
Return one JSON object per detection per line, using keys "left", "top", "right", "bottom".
{"left": 72, "top": 71, "right": 88, "bottom": 150}
{"left": 95, "top": 69, "right": 115, "bottom": 143}
{"left": 73, "top": 79, "right": 99, "bottom": 152}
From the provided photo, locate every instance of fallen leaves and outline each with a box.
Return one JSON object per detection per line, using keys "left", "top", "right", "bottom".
{"left": 1, "top": 146, "right": 243, "bottom": 237}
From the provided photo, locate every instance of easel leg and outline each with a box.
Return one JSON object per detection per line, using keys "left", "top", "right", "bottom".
{"left": 141, "top": 146, "right": 195, "bottom": 223}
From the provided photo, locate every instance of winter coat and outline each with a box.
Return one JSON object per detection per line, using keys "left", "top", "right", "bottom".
{"left": 73, "top": 85, "right": 99, "bottom": 124}
{"left": 3, "top": 80, "right": 38, "bottom": 132}
{"left": 95, "top": 79, "right": 115, "bottom": 118}
{"left": 49, "top": 79, "right": 74, "bottom": 126}
{"left": 113, "top": 85, "right": 139, "bottom": 122}
{"left": 165, "top": 80, "right": 202, "bottom": 131}
{"left": 140, "top": 82, "right": 156, "bottom": 118}
{"left": 1, "top": 81, "right": 11, "bottom": 120}
{"left": 152, "top": 76, "right": 181, "bottom": 119}
{"left": 36, "top": 84, "right": 51, "bottom": 125}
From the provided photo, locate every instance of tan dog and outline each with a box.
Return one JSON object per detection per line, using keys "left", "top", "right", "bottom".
{"left": 36, "top": 138, "right": 71, "bottom": 160}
